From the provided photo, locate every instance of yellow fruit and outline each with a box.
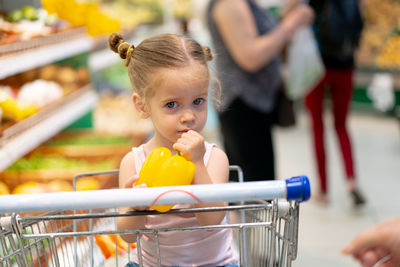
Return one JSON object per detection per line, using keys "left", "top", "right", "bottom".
{"left": 12, "top": 181, "right": 47, "bottom": 194}
{"left": 47, "top": 180, "right": 73, "bottom": 192}
{"left": 76, "top": 177, "right": 100, "bottom": 191}
{"left": 0, "top": 181, "right": 10, "bottom": 195}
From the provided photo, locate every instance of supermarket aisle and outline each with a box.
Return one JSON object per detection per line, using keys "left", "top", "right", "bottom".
{"left": 274, "top": 108, "right": 400, "bottom": 267}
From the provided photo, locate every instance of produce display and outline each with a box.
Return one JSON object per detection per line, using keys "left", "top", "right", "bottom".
{"left": 6, "top": 155, "right": 115, "bottom": 172}
{"left": 1, "top": 154, "right": 115, "bottom": 189}
{"left": 173, "top": 0, "right": 193, "bottom": 19}
{"left": 0, "top": 180, "right": 10, "bottom": 194}
{"left": 38, "top": 130, "right": 136, "bottom": 158}
{"left": 0, "top": 63, "right": 90, "bottom": 131}
{"left": 0, "top": 5, "right": 63, "bottom": 45}
{"left": 93, "top": 92, "right": 153, "bottom": 137}
{"left": 0, "top": 129, "right": 141, "bottom": 194}
{"left": 356, "top": 0, "right": 400, "bottom": 69}
{"left": 41, "top": 0, "right": 121, "bottom": 37}
{"left": 100, "top": 0, "right": 163, "bottom": 29}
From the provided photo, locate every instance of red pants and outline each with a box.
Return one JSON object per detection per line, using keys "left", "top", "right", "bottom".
{"left": 305, "top": 69, "right": 355, "bottom": 194}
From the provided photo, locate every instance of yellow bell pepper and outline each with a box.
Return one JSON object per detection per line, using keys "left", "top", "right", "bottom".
{"left": 135, "top": 147, "right": 195, "bottom": 212}
{"left": 0, "top": 91, "right": 38, "bottom": 121}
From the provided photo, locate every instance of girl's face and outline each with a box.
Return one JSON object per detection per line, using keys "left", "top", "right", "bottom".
{"left": 145, "top": 63, "right": 209, "bottom": 147}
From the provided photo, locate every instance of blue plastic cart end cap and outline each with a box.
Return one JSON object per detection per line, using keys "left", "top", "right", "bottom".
{"left": 285, "top": 176, "right": 311, "bottom": 202}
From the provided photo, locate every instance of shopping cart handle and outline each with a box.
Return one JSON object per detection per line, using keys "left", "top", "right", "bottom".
{"left": 285, "top": 176, "right": 310, "bottom": 202}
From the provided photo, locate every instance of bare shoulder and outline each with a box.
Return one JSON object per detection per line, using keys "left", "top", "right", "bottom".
{"left": 119, "top": 151, "right": 136, "bottom": 188}
{"left": 207, "top": 146, "right": 229, "bottom": 184}
{"left": 210, "top": 146, "right": 228, "bottom": 163}
{"left": 214, "top": 0, "right": 247, "bottom": 12}
{"left": 213, "top": 0, "right": 249, "bottom": 20}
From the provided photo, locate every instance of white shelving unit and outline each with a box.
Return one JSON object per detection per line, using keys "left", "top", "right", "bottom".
{"left": 0, "top": 36, "right": 94, "bottom": 80}
{"left": 0, "top": 35, "right": 98, "bottom": 172}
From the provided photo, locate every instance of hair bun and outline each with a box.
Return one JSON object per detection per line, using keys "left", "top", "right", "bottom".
{"left": 108, "top": 33, "right": 132, "bottom": 60}
{"left": 202, "top": 46, "right": 213, "bottom": 61}
{"left": 109, "top": 33, "right": 123, "bottom": 53}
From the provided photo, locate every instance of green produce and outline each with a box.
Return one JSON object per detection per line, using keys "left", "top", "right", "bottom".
{"left": 8, "top": 9, "right": 23, "bottom": 22}
{"left": 46, "top": 135, "right": 132, "bottom": 146}
{"left": 22, "top": 6, "right": 38, "bottom": 20}
{"left": 6, "top": 155, "right": 114, "bottom": 171}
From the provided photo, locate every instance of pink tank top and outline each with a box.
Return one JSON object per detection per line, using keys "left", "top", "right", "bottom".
{"left": 130, "top": 142, "right": 238, "bottom": 266}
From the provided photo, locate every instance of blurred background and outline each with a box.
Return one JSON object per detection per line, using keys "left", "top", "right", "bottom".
{"left": 0, "top": 0, "right": 399, "bottom": 266}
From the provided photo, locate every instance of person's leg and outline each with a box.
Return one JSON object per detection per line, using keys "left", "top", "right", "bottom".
{"left": 218, "top": 98, "right": 275, "bottom": 181}
{"left": 305, "top": 73, "right": 328, "bottom": 196}
{"left": 330, "top": 69, "right": 365, "bottom": 205}
{"left": 330, "top": 69, "right": 355, "bottom": 180}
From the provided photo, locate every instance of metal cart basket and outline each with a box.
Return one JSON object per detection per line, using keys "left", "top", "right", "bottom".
{"left": 0, "top": 166, "right": 310, "bottom": 267}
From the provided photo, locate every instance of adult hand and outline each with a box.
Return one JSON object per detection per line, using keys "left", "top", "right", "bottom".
{"left": 342, "top": 217, "right": 400, "bottom": 267}
{"left": 282, "top": 4, "right": 314, "bottom": 35}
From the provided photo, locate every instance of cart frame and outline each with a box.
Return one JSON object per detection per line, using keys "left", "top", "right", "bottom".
{"left": 0, "top": 166, "right": 310, "bottom": 267}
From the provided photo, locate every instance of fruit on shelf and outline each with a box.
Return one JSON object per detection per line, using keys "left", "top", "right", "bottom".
{"left": 46, "top": 180, "right": 73, "bottom": 192}
{"left": 8, "top": 6, "right": 38, "bottom": 22}
{"left": 17, "top": 79, "right": 63, "bottom": 108}
{"left": 11, "top": 180, "right": 75, "bottom": 194}
{"left": 8, "top": 9, "right": 24, "bottom": 23}
{"left": 41, "top": 0, "right": 120, "bottom": 36}
{"left": 6, "top": 155, "right": 115, "bottom": 172}
{"left": 355, "top": 0, "right": 400, "bottom": 67}
{"left": 376, "top": 35, "right": 400, "bottom": 68}
{"left": 12, "top": 181, "right": 47, "bottom": 194}
{"left": 101, "top": 0, "right": 163, "bottom": 29}
{"left": 0, "top": 181, "right": 10, "bottom": 194}
{"left": 75, "top": 177, "right": 100, "bottom": 191}
{"left": 0, "top": 90, "right": 38, "bottom": 121}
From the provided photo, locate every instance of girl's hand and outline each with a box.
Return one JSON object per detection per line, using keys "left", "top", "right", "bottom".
{"left": 173, "top": 130, "right": 205, "bottom": 164}
{"left": 123, "top": 174, "right": 140, "bottom": 188}
{"left": 125, "top": 174, "right": 149, "bottom": 211}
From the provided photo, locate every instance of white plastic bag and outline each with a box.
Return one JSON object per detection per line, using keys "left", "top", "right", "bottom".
{"left": 367, "top": 73, "right": 395, "bottom": 112}
{"left": 286, "top": 27, "right": 325, "bottom": 100}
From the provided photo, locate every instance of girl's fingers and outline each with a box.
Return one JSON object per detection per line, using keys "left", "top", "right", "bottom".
{"left": 131, "top": 180, "right": 148, "bottom": 211}
{"left": 125, "top": 174, "right": 140, "bottom": 188}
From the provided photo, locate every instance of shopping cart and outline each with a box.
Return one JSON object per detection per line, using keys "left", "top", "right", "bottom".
{"left": 0, "top": 166, "right": 310, "bottom": 267}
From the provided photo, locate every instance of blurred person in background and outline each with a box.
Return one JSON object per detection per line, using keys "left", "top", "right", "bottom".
{"left": 206, "top": 0, "right": 313, "bottom": 181}
{"left": 342, "top": 217, "right": 400, "bottom": 267}
{"left": 306, "top": 0, "right": 366, "bottom": 206}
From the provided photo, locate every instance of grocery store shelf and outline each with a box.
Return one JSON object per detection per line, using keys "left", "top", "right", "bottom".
{"left": 0, "top": 35, "right": 94, "bottom": 80}
{"left": 0, "top": 87, "right": 99, "bottom": 172}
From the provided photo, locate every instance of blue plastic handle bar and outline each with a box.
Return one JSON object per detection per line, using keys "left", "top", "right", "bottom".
{"left": 285, "top": 176, "right": 311, "bottom": 202}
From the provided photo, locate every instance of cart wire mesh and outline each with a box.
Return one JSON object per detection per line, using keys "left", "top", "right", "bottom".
{"left": 0, "top": 166, "right": 309, "bottom": 267}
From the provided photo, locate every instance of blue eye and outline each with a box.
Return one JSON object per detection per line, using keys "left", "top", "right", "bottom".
{"left": 193, "top": 98, "right": 204, "bottom": 105}
{"left": 166, "top": 102, "right": 178, "bottom": 109}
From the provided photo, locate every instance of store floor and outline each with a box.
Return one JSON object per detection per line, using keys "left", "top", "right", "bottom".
{"left": 205, "top": 106, "right": 399, "bottom": 266}
{"left": 274, "top": 108, "right": 399, "bottom": 266}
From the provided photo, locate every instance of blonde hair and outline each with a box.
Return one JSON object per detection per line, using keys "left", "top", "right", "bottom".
{"left": 108, "top": 33, "right": 213, "bottom": 97}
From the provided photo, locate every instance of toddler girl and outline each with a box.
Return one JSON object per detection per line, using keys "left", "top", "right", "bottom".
{"left": 109, "top": 33, "right": 238, "bottom": 267}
